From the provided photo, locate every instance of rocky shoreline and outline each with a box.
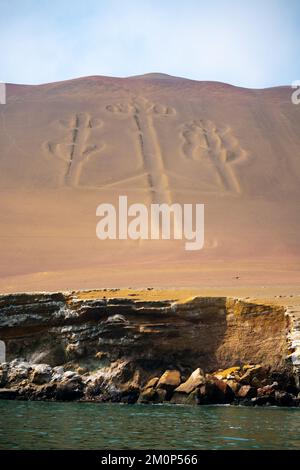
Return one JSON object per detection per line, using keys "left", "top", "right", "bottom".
{"left": 0, "top": 290, "right": 299, "bottom": 407}
{"left": 0, "top": 360, "right": 299, "bottom": 407}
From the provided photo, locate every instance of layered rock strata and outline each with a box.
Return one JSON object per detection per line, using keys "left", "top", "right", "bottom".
{"left": 0, "top": 291, "right": 298, "bottom": 405}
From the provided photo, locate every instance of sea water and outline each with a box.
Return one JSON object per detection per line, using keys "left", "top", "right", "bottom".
{"left": 0, "top": 401, "right": 299, "bottom": 450}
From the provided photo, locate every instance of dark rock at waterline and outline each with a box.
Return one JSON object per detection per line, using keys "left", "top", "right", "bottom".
{"left": 138, "top": 387, "right": 156, "bottom": 403}
{"left": 35, "top": 383, "right": 58, "bottom": 400}
{"left": 138, "top": 387, "right": 167, "bottom": 404}
{"left": 56, "top": 378, "right": 84, "bottom": 401}
{"left": 198, "top": 377, "right": 235, "bottom": 405}
{"left": 270, "top": 372, "right": 297, "bottom": 391}
{"left": 85, "top": 382, "right": 102, "bottom": 398}
{"left": 274, "top": 391, "right": 295, "bottom": 407}
{"left": 170, "top": 389, "right": 200, "bottom": 405}
{"left": 0, "top": 388, "right": 19, "bottom": 399}
{"left": 251, "top": 395, "right": 275, "bottom": 406}
{"left": 120, "top": 390, "right": 140, "bottom": 404}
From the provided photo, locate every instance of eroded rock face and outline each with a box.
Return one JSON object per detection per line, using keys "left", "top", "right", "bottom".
{"left": 0, "top": 291, "right": 298, "bottom": 405}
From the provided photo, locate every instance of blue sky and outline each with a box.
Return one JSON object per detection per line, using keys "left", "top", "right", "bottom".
{"left": 0, "top": 0, "right": 299, "bottom": 88}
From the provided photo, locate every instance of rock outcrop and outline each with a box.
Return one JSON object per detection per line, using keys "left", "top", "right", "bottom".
{"left": 0, "top": 290, "right": 299, "bottom": 406}
{"left": 0, "top": 360, "right": 298, "bottom": 406}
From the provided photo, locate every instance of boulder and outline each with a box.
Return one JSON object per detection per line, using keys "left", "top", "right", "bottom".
{"left": 20, "top": 383, "right": 57, "bottom": 401}
{"left": 84, "top": 377, "right": 103, "bottom": 398}
{"left": 56, "top": 382, "right": 83, "bottom": 401}
{"left": 138, "top": 387, "right": 167, "bottom": 404}
{"left": 198, "top": 383, "right": 217, "bottom": 405}
{"left": 143, "top": 377, "right": 159, "bottom": 390}
{"left": 157, "top": 370, "right": 181, "bottom": 399}
{"left": 120, "top": 388, "right": 140, "bottom": 404}
{"left": 152, "top": 389, "right": 167, "bottom": 403}
{"left": 37, "top": 383, "right": 57, "bottom": 400}
{"left": 56, "top": 375, "right": 84, "bottom": 401}
{"left": 157, "top": 370, "right": 181, "bottom": 390}
{"left": 7, "top": 361, "right": 32, "bottom": 384}
{"left": 237, "top": 385, "right": 257, "bottom": 399}
{"left": 213, "top": 377, "right": 231, "bottom": 393}
{"left": 17, "top": 384, "right": 37, "bottom": 400}
{"left": 185, "top": 389, "right": 200, "bottom": 405}
{"left": 51, "top": 373, "right": 64, "bottom": 383}
{"left": 198, "top": 377, "right": 235, "bottom": 404}
{"left": 31, "top": 364, "right": 52, "bottom": 385}
{"left": 138, "top": 387, "right": 157, "bottom": 403}
{"left": 212, "top": 377, "right": 235, "bottom": 402}
{"left": 170, "top": 391, "right": 190, "bottom": 405}
{"left": 226, "top": 379, "right": 240, "bottom": 394}
{"left": 170, "top": 389, "right": 199, "bottom": 405}
{"left": 174, "top": 368, "right": 205, "bottom": 394}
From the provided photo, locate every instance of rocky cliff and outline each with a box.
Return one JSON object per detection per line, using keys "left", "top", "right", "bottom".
{"left": 0, "top": 290, "right": 299, "bottom": 405}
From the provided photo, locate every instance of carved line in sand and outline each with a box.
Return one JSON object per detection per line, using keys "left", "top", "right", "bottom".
{"left": 106, "top": 97, "right": 176, "bottom": 204}
{"left": 44, "top": 113, "right": 104, "bottom": 187}
{"left": 180, "top": 119, "right": 248, "bottom": 194}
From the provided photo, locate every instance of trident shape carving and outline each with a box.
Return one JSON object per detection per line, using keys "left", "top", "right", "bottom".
{"left": 180, "top": 119, "right": 248, "bottom": 194}
{"left": 106, "top": 97, "right": 176, "bottom": 204}
{"left": 44, "top": 113, "right": 103, "bottom": 187}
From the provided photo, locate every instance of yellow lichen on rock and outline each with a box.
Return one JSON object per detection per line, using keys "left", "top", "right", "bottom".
{"left": 213, "top": 366, "right": 241, "bottom": 380}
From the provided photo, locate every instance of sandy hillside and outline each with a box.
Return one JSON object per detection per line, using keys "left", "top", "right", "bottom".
{"left": 0, "top": 73, "right": 299, "bottom": 292}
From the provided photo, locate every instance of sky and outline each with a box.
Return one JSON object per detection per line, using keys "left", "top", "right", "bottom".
{"left": 0, "top": 0, "right": 299, "bottom": 88}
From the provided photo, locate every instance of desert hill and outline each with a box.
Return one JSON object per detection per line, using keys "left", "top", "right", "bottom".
{"left": 0, "top": 74, "right": 299, "bottom": 291}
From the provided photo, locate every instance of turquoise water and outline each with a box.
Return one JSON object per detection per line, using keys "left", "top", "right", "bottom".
{"left": 0, "top": 401, "right": 300, "bottom": 450}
